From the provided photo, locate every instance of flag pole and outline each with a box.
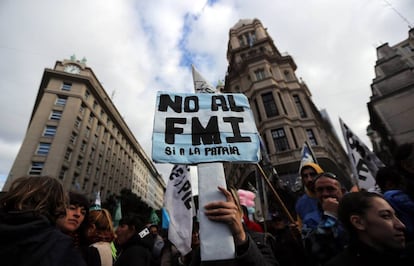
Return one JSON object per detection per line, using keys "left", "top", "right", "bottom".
{"left": 256, "top": 163, "right": 295, "bottom": 224}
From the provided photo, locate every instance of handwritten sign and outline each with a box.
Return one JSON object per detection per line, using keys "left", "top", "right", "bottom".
{"left": 152, "top": 91, "right": 260, "bottom": 164}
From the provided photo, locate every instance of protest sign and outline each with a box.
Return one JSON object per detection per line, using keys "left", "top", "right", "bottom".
{"left": 152, "top": 91, "right": 260, "bottom": 164}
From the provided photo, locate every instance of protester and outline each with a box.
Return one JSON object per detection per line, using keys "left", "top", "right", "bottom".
{"left": 326, "top": 191, "right": 413, "bottom": 266}
{"left": 394, "top": 143, "right": 414, "bottom": 199}
{"left": 295, "top": 163, "right": 324, "bottom": 227}
{"left": 84, "top": 208, "right": 116, "bottom": 266}
{"left": 267, "top": 212, "right": 307, "bottom": 266}
{"left": 375, "top": 166, "right": 414, "bottom": 241}
{"left": 302, "top": 172, "right": 348, "bottom": 266}
{"left": 57, "top": 191, "right": 90, "bottom": 248}
{"left": 189, "top": 186, "right": 278, "bottom": 266}
{"left": 0, "top": 176, "right": 86, "bottom": 266}
{"left": 114, "top": 214, "right": 154, "bottom": 266}
{"left": 150, "top": 224, "right": 165, "bottom": 266}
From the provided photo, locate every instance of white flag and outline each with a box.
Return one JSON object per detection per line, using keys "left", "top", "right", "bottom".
{"left": 191, "top": 65, "right": 216, "bottom": 93}
{"left": 164, "top": 165, "right": 193, "bottom": 255}
{"left": 339, "top": 118, "right": 384, "bottom": 191}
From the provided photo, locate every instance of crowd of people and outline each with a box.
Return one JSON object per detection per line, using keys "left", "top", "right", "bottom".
{"left": 0, "top": 143, "right": 413, "bottom": 266}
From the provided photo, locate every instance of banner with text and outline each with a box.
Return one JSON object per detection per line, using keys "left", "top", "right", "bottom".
{"left": 339, "top": 118, "right": 384, "bottom": 191}
{"left": 152, "top": 91, "right": 260, "bottom": 164}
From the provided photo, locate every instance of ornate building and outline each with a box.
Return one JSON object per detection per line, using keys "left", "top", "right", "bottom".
{"left": 367, "top": 28, "right": 414, "bottom": 165}
{"left": 222, "top": 19, "right": 353, "bottom": 190}
{"left": 4, "top": 57, "right": 165, "bottom": 208}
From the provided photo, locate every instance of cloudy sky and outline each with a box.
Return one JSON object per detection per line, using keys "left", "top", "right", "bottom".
{"left": 0, "top": 0, "right": 413, "bottom": 189}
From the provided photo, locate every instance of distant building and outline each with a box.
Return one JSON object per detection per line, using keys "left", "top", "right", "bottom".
{"left": 222, "top": 19, "right": 353, "bottom": 190}
{"left": 367, "top": 28, "right": 414, "bottom": 165}
{"left": 4, "top": 57, "right": 165, "bottom": 209}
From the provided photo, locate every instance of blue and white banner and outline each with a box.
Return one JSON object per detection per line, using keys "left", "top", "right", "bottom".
{"left": 152, "top": 91, "right": 260, "bottom": 164}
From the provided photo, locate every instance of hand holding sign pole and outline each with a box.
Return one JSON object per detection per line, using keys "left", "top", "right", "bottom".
{"left": 152, "top": 66, "right": 260, "bottom": 261}
{"left": 192, "top": 65, "right": 233, "bottom": 261}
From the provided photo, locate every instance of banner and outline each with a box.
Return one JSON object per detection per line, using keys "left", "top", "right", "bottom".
{"left": 164, "top": 165, "right": 193, "bottom": 255}
{"left": 152, "top": 92, "right": 260, "bottom": 164}
{"left": 339, "top": 118, "right": 384, "bottom": 191}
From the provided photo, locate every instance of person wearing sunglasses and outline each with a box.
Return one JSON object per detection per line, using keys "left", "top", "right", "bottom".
{"left": 295, "top": 163, "right": 324, "bottom": 228}
{"left": 302, "top": 172, "right": 348, "bottom": 266}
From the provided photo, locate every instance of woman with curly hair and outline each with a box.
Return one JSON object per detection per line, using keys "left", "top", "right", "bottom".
{"left": 0, "top": 175, "right": 86, "bottom": 266}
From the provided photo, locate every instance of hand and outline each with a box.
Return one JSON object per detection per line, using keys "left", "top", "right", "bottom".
{"left": 204, "top": 186, "right": 247, "bottom": 245}
{"left": 321, "top": 197, "right": 339, "bottom": 217}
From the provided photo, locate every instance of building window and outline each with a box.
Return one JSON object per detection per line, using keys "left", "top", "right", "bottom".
{"left": 402, "top": 43, "right": 412, "bottom": 53}
{"left": 262, "top": 92, "right": 279, "bottom": 117}
{"left": 44, "top": 125, "right": 57, "bottom": 137}
{"left": 88, "top": 113, "right": 94, "bottom": 124}
{"left": 70, "top": 132, "right": 77, "bottom": 144}
{"left": 239, "top": 31, "right": 256, "bottom": 46}
{"left": 56, "top": 96, "right": 67, "bottom": 106}
{"left": 93, "top": 101, "right": 98, "bottom": 110}
{"left": 255, "top": 69, "right": 265, "bottom": 81}
{"left": 85, "top": 127, "right": 90, "bottom": 138}
{"left": 80, "top": 141, "right": 87, "bottom": 152}
{"left": 284, "top": 70, "right": 293, "bottom": 81}
{"left": 86, "top": 163, "right": 92, "bottom": 174}
{"left": 50, "top": 110, "right": 62, "bottom": 120}
{"left": 75, "top": 117, "right": 82, "bottom": 128}
{"left": 85, "top": 90, "right": 90, "bottom": 100}
{"left": 293, "top": 95, "right": 307, "bottom": 118}
{"left": 79, "top": 105, "right": 85, "bottom": 114}
{"left": 59, "top": 167, "right": 67, "bottom": 180}
{"left": 238, "top": 35, "right": 246, "bottom": 46}
{"left": 61, "top": 82, "right": 72, "bottom": 91}
{"left": 64, "top": 148, "right": 72, "bottom": 160}
{"left": 77, "top": 156, "right": 83, "bottom": 168}
{"left": 29, "top": 162, "right": 44, "bottom": 175}
{"left": 37, "top": 142, "right": 51, "bottom": 155}
{"left": 90, "top": 148, "right": 95, "bottom": 159}
{"left": 271, "top": 128, "right": 290, "bottom": 152}
{"left": 306, "top": 128, "right": 318, "bottom": 146}
{"left": 248, "top": 31, "right": 256, "bottom": 46}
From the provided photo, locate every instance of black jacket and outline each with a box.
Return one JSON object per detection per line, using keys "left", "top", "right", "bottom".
{"left": 115, "top": 234, "right": 153, "bottom": 266}
{"left": 189, "top": 228, "right": 279, "bottom": 266}
{"left": 325, "top": 240, "right": 414, "bottom": 266}
{"left": 0, "top": 210, "right": 86, "bottom": 266}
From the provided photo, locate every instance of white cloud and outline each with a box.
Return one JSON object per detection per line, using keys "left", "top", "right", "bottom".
{"left": 0, "top": 0, "right": 413, "bottom": 185}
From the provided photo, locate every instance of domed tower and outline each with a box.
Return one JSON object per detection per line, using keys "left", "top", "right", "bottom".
{"left": 223, "top": 18, "right": 352, "bottom": 190}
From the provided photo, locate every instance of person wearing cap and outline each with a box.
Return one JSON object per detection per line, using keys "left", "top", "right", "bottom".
{"left": 302, "top": 172, "right": 348, "bottom": 266}
{"left": 295, "top": 163, "right": 324, "bottom": 228}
